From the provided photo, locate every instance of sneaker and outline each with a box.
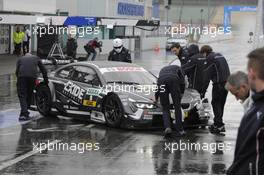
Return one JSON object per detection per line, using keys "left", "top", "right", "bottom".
{"left": 209, "top": 124, "right": 225, "bottom": 134}
{"left": 164, "top": 127, "right": 172, "bottom": 137}
{"left": 19, "top": 116, "right": 30, "bottom": 121}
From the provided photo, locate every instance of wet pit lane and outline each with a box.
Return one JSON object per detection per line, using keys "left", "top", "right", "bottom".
{"left": 0, "top": 36, "right": 253, "bottom": 175}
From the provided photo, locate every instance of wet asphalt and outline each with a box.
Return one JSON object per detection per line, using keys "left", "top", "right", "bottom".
{"left": 0, "top": 34, "right": 254, "bottom": 175}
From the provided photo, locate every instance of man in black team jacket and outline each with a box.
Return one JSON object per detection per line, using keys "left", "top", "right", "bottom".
{"left": 155, "top": 65, "right": 186, "bottom": 137}
{"left": 182, "top": 44, "right": 211, "bottom": 98}
{"left": 201, "top": 45, "right": 230, "bottom": 134}
{"left": 227, "top": 48, "right": 264, "bottom": 175}
{"left": 170, "top": 43, "right": 189, "bottom": 65}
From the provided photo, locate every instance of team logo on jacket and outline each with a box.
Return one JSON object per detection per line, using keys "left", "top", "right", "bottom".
{"left": 256, "top": 111, "right": 263, "bottom": 120}
{"left": 63, "top": 81, "right": 85, "bottom": 103}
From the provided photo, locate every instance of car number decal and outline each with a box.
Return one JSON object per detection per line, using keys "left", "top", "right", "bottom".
{"left": 83, "top": 100, "right": 97, "bottom": 107}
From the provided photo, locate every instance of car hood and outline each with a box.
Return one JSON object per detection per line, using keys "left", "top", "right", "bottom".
{"left": 108, "top": 84, "right": 200, "bottom": 104}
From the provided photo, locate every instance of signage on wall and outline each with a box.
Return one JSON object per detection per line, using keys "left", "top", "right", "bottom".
{"left": 117, "top": 2, "right": 144, "bottom": 17}
{"left": 63, "top": 17, "right": 97, "bottom": 26}
{"left": 223, "top": 6, "right": 256, "bottom": 33}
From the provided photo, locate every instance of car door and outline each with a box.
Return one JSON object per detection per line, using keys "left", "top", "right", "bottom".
{"left": 69, "top": 65, "right": 103, "bottom": 112}
{"left": 53, "top": 65, "right": 76, "bottom": 111}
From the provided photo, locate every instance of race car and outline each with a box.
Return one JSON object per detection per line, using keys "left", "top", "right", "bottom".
{"left": 31, "top": 61, "right": 211, "bottom": 129}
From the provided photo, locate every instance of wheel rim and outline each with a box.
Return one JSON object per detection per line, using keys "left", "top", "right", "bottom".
{"left": 104, "top": 98, "right": 121, "bottom": 124}
{"left": 37, "top": 90, "right": 49, "bottom": 113}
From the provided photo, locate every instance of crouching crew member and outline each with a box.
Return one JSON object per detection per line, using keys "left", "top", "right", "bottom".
{"left": 155, "top": 65, "right": 186, "bottom": 137}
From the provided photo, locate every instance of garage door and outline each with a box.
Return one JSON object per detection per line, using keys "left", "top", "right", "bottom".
{"left": 0, "top": 25, "right": 10, "bottom": 54}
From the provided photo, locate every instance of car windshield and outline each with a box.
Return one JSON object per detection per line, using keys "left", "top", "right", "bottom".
{"left": 100, "top": 67, "right": 157, "bottom": 85}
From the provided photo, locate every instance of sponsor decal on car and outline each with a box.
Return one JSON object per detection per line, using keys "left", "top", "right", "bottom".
{"left": 63, "top": 81, "right": 86, "bottom": 103}
{"left": 100, "top": 67, "right": 147, "bottom": 74}
{"left": 146, "top": 111, "right": 163, "bottom": 115}
{"left": 86, "top": 88, "right": 102, "bottom": 97}
{"left": 83, "top": 100, "right": 97, "bottom": 107}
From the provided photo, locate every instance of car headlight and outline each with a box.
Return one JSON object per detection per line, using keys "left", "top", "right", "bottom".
{"left": 134, "top": 102, "right": 156, "bottom": 109}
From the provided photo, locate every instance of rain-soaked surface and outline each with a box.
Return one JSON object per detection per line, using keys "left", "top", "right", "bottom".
{"left": 0, "top": 32, "right": 255, "bottom": 175}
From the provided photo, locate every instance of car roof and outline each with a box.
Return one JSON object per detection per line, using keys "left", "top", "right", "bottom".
{"left": 71, "top": 61, "right": 140, "bottom": 69}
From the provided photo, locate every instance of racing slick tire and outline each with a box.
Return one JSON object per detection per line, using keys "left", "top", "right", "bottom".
{"left": 103, "top": 94, "right": 124, "bottom": 128}
{"left": 36, "top": 84, "right": 52, "bottom": 117}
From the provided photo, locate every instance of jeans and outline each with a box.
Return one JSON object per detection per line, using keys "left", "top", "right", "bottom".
{"left": 17, "top": 77, "right": 35, "bottom": 117}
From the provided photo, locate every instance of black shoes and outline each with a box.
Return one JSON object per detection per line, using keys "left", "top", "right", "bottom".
{"left": 164, "top": 128, "right": 186, "bottom": 138}
{"left": 209, "top": 124, "right": 225, "bottom": 134}
{"left": 164, "top": 127, "right": 172, "bottom": 137}
{"left": 19, "top": 116, "right": 30, "bottom": 121}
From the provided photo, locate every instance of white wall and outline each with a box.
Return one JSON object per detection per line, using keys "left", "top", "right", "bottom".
{"left": 56, "top": 0, "right": 77, "bottom": 16}
{"left": 199, "top": 34, "right": 233, "bottom": 44}
{"left": 3, "top": 0, "right": 56, "bottom": 14}
{"left": 0, "top": 0, "right": 3, "bottom": 11}
{"left": 141, "top": 37, "right": 167, "bottom": 50}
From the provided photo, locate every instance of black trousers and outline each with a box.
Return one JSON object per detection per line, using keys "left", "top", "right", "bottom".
{"left": 17, "top": 77, "right": 35, "bottom": 117}
{"left": 14, "top": 43, "right": 22, "bottom": 56}
{"left": 158, "top": 76, "right": 183, "bottom": 133}
{"left": 211, "top": 82, "right": 228, "bottom": 127}
{"left": 23, "top": 41, "right": 29, "bottom": 55}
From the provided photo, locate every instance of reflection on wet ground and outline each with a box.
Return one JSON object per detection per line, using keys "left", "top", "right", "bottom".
{"left": 0, "top": 115, "right": 234, "bottom": 175}
{"left": 0, "top": 74, "right": 19, "bottom": 110}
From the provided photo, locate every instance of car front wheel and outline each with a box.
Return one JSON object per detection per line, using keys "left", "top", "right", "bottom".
{"left": 36, "top": 85, "right": 52, "bottom": 117}
{"left": 103, "top": 94, "right": 124, "bottom": 128}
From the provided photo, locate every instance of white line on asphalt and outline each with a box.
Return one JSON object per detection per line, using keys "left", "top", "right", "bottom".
{"left": 57, "top": 115, "right": 72, "bottom": 120}
{"left": 0, "top": 132, "right": 16, "bottom": 136}
{"left": 85, "top": 124, "right": 95, "bottom": 129}
{"left": 27, "top": 127, "right": 59, "bottom": 132}
{"left": 0, "top": 139, "right": 61, "bottom": 171}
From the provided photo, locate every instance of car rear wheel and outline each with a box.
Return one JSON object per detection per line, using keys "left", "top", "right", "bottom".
{"left": 36, "top": 85, "right": 52, "bottom": 117}
{"left": 103, "top": 94, "right": 124, "bottom": 128}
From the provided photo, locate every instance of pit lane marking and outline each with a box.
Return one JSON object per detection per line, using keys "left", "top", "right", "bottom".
{"left": 27, "top": 124, "right": 89, "bottom": 132}
{"left": 27, "top": 127, "right": 59, "bottom": 132}
{"left": 85, "top": 124, "right": 95, "bottom": 129}
{"left": 0, "top": 140, "right": 61, "bottom": 171}
{"left": 0, "top": 132, "right": 16, "bottom": 136}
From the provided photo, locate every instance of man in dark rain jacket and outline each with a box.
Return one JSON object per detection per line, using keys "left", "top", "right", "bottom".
{"left": 227, "top": 47, "right": 264, "bottom": 175}
{"left": 170, "top": 43, "right": 190, "bottom": 65}
{"left": 201, "top": 45, "right": 230, "bottom": 134}
{"left": 182, "top": 44, "right": 211, "bottom": 98}
{"left": 155, "top": 65, "right": 186, "bottom": 137}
